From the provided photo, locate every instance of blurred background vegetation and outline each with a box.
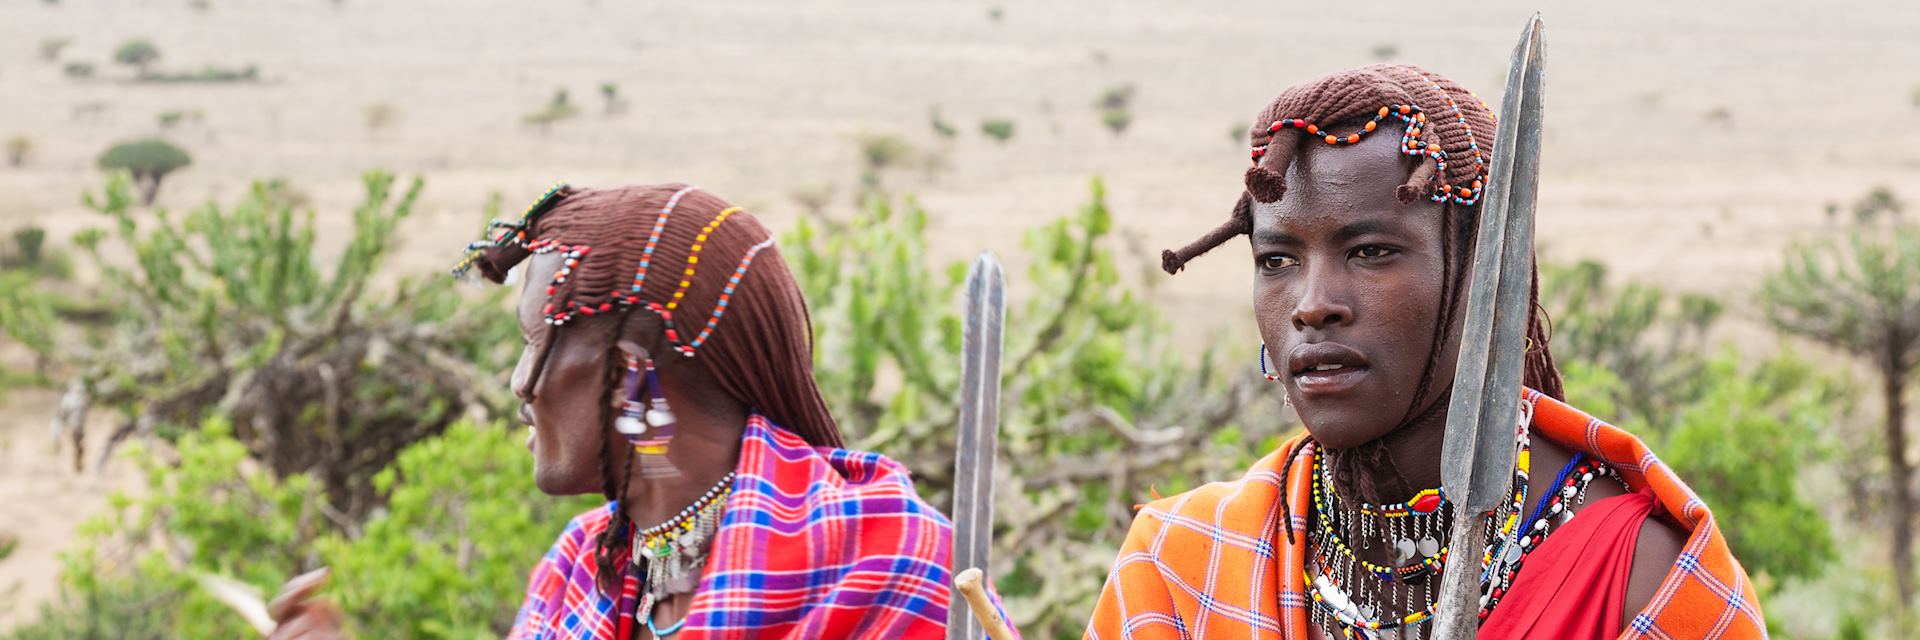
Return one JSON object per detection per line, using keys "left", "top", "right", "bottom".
{"left": 0, "top": 164, "right": 1914, "bottom": 637}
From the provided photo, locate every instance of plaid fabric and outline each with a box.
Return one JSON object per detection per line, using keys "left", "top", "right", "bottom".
{"left": 509, "top": 415, "right": 961, "bottom": 639}
{"left": 1084, "top": 388, "right": 1765, "bottom": 640}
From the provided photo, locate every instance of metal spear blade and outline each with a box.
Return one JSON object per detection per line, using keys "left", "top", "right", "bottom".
{"left": 948, "top": 252, "right": 1006, "bottom": 640}
{"left": 1432, "top": 13, "right": 1547, "bottom": 640}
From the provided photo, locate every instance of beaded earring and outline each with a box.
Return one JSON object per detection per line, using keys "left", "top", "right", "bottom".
{"left": 614, "top": 354, "right": 680, "bottom": 478}
{"left": 1259, "top": 343, "right": 1282, "bottom": 382}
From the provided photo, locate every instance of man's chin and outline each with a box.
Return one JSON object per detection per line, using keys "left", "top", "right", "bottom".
{"left": 1295, "top": 403, "right": 1399, "bottom": 450}
{"left": 532, "top": 464, "right": 597, "bottom": 497}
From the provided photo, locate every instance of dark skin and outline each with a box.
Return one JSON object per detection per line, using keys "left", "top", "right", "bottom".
{"left": 268, "top": 253, "right": 745, "bottom": 640}
{"left": 1251, "top": 130, "right": 1685, "bottom": 636}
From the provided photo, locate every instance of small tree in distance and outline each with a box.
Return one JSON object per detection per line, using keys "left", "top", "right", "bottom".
{"left": 1760, "top": 190, "right": 1920, "bottom": 613}
{"left": 114, "top": 39, "right": 160, "bottom": 77}
{"left": 98, "top": 138, "right": 191, "bottom": 205}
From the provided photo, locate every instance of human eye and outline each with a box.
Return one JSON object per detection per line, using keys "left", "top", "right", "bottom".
{"left": 1259, "top": 253, "right": 1300, "bottom": 272}
{"left": 1351, "top": 244, "right": 1399, "bottom": 261}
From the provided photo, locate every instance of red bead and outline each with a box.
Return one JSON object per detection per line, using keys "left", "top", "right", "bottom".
{"left": 579, "top": 306, "right": 595, "bottom": 315}
{"left": 599, "top": 302, "right": 613, "bottom": 312}
{"left": 545, "top": 286, "right": 555, "bottom": 295}
{"left": 542, "top": 303, "right": 552, "bottom": 314}
{"left": 1411, "top": 493, "right": 1442, "bottom": 514}
{"left": 1292, "top": 118, "right": 1305, "bottom": 128}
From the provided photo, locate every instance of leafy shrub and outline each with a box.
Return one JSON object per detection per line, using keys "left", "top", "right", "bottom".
{"left": 138, "top": 65, "right": 258, "bottom": 83}
{"left": 1095, "top": 84, "right": 1134, "bottom": 111}
{"left": 929, "top": 105, "right": 957, "bottom": 139}
{"left": 787, "top": 180, "right": 1285, "bottom": 637}
{"left": 62, "top": 172, "right": 517, "bottom": 520}
{"left": 5, "top": 418, "right": 591, "bottom": 638}
{"left": 522, "top": 88, "right": 580, "bottom": 133}
{"left": 1100, "top": 109, "right": 1131, "bottom": 136}
{"left": 61, "top": 61, "right": 92, "bottom": 78}
{"left": 980, "top": 118, "right": 1015, "bottom": 143}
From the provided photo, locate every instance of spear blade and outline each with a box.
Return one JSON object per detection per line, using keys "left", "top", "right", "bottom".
{"left": 948, "top": 252, "right": 1006, "bottom": 640}
{"left": 1432, "top": 13, "right": 1547, "bottom": 639}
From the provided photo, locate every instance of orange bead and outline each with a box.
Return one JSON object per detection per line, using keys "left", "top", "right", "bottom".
{"left": 1458, "top": 187, "right": 1472, "bottom": 198}
{"left": 1399, "top": 105, "right": 1411, "bottom": 115}
{"left": 1409, "top": 128, "right": 1421, "bottom": 138}
{"left": 1306, "top": 124, "right": 1319, "bottom": 134}
{"left": 1415, "top": 112, "right": 1427, "bottom": 123}
{"left": 1472, "top": 180, "right": 1483, "bottom": 189}
{"left": 1346, "top": 134, "right": 1360, "bottom": 144}
{"left": 1378, "top": 106, "right": 1390, "bottom": 117}
{"left": 1427, "top": 144, "right": 1441, "bottom": 153}
{"left": 1325, "top": 134, "right": 1339, "bottom": 144}
{"left": 1364, "top": 121, "right": 1377, "bottom": 132}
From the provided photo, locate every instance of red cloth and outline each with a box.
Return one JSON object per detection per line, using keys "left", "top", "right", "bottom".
{"left": 1479, "top": 490, "right": 1658, "bottom": 639}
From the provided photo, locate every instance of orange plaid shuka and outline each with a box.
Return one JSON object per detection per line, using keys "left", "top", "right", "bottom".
{"left": 1084, "top": 388, "right": 1766, "bottom": 640}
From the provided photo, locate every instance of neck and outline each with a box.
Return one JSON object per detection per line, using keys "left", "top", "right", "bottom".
{"left": 1322, "top": 391, "right": 1577, "bottom": 523}
{"left": 620, "top": 387, "right": 749, "bottom": 529}
{"left": 1326, "top": 399, "right": 1450, "bottom": 504}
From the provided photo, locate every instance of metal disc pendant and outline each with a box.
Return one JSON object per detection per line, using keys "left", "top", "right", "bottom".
{"left": 1393, "top": 539, "right": 1416, "bottom": 565}
{"left": 1417, "top": 536, "right": 1440, "bottom": 558}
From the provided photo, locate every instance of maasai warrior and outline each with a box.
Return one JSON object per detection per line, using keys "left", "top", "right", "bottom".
{"left": 1083, "top": 65, "right": 1765, "bottom": 639}
{"left": 270, "top": 184, "right": 982, "bottom": 639}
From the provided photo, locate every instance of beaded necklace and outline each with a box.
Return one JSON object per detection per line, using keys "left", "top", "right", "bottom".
{"left": 1304, "top": 403, "right": 1533, "bottom": 638}
{"left": 631, "top": 471, "right": 735, "bottom": 637}
{"left": 1476, "top": 454, "right": 1622, "bottom": 618}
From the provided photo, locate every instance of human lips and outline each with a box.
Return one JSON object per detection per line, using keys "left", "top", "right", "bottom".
{"left": 1287, "top": 342, "right": 1371, "bottom": 395}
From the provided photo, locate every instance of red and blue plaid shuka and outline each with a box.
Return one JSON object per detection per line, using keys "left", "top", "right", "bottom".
{"left": 509, "top": 415, "right": 972, "bottom": 639}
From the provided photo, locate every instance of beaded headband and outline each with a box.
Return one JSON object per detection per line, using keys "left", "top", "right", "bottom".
{"left": 1253, "top": 98, "right": 1491, "bottom": 207}
{"left": 451, "top": 181, "right": 571, "bottom": 279}
{"left": 459, "top": 184, "right": 775, "bottom": 358}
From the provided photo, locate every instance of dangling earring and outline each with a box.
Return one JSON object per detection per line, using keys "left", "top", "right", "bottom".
{"left": 615, "top": 355, "right": 650, "bottom": 439}
{"left": 630, "top": 357, "right": 680, "bottom": 479}
{"left": 1261, "top": 343, "right": 1293, "bottom": 408}
{"left": 1259, "top": 343, "right": 1282, "bottom": 382}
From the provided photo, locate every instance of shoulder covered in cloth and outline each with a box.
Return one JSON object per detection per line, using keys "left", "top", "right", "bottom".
{"left": 1084, "top": 388, "right": 1764, "bottom": 640}
{"left": 511, "top": 416, "right": 977, "bottom": 640}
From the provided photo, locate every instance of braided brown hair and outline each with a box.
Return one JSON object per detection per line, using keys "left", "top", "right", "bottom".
{"left": 459, "top": 183, "right": 844, "bottom": 593}
{"left": 1161, "top": 65, "right": 1563, "bottom": 516}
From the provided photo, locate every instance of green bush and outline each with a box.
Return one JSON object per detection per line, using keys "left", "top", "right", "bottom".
{"left": 138, "top": 65, "right": 259, "bottom": 83}
{"left": 980, "top": 118, "right": 1015, "bottom": 143}
{"left": 787, "top": 180, "right": 1285, "bottom": 637}
{"left": 1100, "top": 109, "right": 1132, "bottom": 136}
{"left": 6, "top": 418, "right": 590, "bottom": 639}
{"left": 61, "top": 61, "right": 92, "bottom": 78}
{"left": 63, "top": 172, "right": 517, "bottom": 519}
{"left": 97, "top": 138, "right": 190, "bottom": 204}
{"left": 929, "top": 105, "right": 958, "bottom": 139}
{"left": 323, "top": 421, "right": 599, "bottom": 637}
{"left": 1546, "top": 260, "right": 1841, "bottom": 591}
{"left": 522, "top": 88, "right": 580, "bottom": 133}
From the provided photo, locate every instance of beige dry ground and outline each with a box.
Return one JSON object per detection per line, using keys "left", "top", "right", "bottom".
{"left": 2, "top": 0, "right": 1918, "bottom": 630}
